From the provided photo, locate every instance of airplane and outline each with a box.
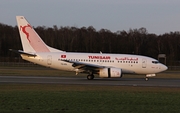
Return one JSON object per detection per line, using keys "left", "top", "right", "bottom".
{"left": 10, "top": 16, "right": 168, "bottom": 81}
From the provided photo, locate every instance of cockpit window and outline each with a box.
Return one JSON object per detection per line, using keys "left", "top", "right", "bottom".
{"left": 152, "top": 61, "right": 159, "bottom": 64}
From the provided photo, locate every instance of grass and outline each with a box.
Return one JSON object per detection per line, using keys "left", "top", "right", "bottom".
{"left": 1, "top": 84, "right": 180, "bottom": 113}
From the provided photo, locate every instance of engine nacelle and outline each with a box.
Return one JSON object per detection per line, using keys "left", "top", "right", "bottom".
{"left": 99, "top": 68, "right": 122, "bottom": 78}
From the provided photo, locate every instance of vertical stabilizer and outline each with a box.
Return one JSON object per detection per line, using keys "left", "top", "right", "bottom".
{"left": 16, "top": 16, "right": 51, "bottom": 52}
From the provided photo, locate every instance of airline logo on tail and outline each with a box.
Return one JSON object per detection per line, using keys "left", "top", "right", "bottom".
{"left": 20, "top": 24, "right": 32, "bottom": 42}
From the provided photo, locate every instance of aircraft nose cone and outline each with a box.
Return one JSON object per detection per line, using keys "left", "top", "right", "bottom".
{"left": 162, "top": 64, "right": 168, "bottom": 71}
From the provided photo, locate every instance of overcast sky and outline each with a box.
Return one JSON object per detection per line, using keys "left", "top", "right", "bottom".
{"left": 0, "top": 0, "right": 180, "bottom": 34}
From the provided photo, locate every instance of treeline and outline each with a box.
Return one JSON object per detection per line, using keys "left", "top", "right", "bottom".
{"left": 0, "top": 23, "right": 180, "bottom": 65}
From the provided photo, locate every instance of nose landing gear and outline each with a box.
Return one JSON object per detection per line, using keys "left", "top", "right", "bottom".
{"left": 145, "top": 77, "right": 149, "bottom": 81}
{"left": 145, "top": 74, "right": 156, "bottom": 81}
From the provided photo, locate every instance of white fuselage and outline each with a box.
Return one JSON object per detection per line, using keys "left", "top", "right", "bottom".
{"left": 15, "top": 16, "right": 168, "bottom": 80}
{"left": 21, "top": 52, "right": 167, "bottom": 75}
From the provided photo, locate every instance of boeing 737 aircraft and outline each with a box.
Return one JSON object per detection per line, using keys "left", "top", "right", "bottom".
{"left": 10, "top": 16, "right": 168, "bottom": 80}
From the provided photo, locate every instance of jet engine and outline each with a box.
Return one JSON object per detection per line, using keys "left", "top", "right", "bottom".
{"left": 99, "top": 68, "right": 122, "bottom": 78}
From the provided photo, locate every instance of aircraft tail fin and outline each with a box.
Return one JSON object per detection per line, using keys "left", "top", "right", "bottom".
{"left": 16, "top": 16, "right": 64, "bottom": 52}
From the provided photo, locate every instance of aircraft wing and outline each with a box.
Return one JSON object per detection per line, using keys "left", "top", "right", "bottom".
{"left": 62, "top": 60, "right": 106, "bottom": 73}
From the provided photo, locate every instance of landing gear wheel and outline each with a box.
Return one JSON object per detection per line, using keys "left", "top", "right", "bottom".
{"left": 87, "top": 74, "right": 94, "bottom": 80}
{"left": 145, "top": 77, "right": 149, "bottom": 81}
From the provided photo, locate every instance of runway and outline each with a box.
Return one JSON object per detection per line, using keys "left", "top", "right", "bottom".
{"left": 0, "top": 76, "right": 180, "bottom": 87}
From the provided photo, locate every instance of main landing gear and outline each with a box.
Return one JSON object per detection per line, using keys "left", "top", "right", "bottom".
{"left": 87, "top": 74, "right": 94, "bottom": 80}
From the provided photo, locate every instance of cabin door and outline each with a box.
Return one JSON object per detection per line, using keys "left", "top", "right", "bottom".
{"left": 47, "top": 55, "right": 52, "bottom": 65}
{"left": 142, "top": 59, "right": 147, "bottom": 68}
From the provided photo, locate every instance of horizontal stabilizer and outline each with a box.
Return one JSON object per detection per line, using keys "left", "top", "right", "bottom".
{"left": 9, "top": 49, "right": 36, "bottom": 57}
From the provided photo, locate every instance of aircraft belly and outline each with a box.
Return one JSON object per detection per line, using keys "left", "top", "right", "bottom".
{"left": 51, "top": 60, "right": 74, "bottom": 71}
{"left": 121, "top": 69, "right": 135, "bottom": 74}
